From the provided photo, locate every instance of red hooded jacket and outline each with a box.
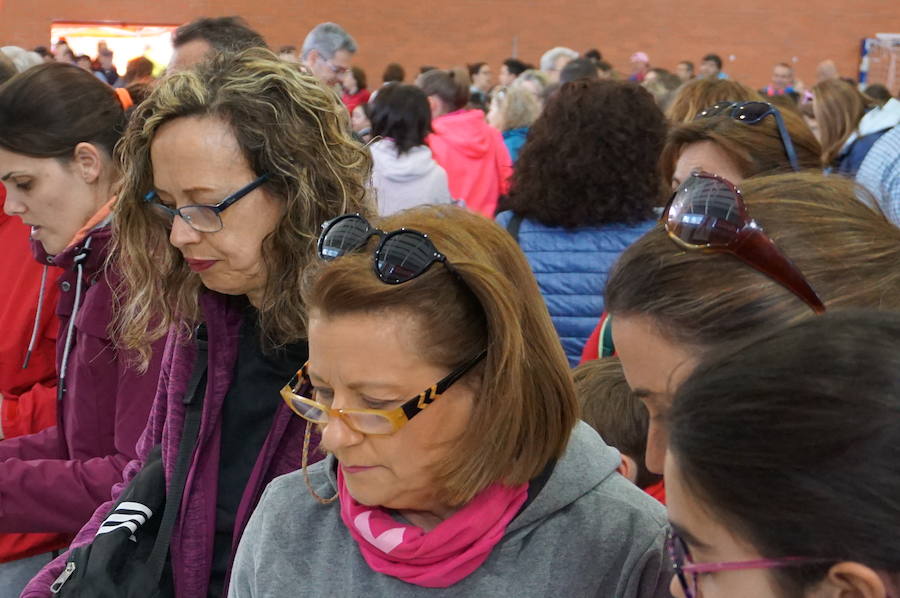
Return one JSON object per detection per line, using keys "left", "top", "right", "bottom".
{"left": 0, "top": 186, "right": 65, "bottom": 561}
{"left": 426, "top": 109, "right": 512, "bottom": 217}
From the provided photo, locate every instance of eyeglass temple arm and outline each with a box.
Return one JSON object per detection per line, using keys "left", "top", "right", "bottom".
{"left": 217, "top": 173, "right": 271, "bottom": 211}
{"left": 771, "top": 110, "right": 801, "bottom": 172}
{"left": 733, "top": 227, "right": 825, "bottom": 314}
{"left": 435, "top": 350, "right": 488, "bottom": 394}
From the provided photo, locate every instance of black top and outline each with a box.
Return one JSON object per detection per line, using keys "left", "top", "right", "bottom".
{"left": 207, "top": 306, "right": 308, "bottom": 598}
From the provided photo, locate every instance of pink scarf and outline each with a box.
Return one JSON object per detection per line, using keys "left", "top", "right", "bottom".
{"left": 338, "top": 467, "right": 528, "bottom": 588}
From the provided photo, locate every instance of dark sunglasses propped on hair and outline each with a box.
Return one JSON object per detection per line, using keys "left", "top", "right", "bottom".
{"left": 696, "top": 101, "right": 800, "bottom": 172}
{"left": 663, "top": 172, "right": 825, "bottom": 314}
{"left": 317, "top": 213, "right": 455, "bottom": 283}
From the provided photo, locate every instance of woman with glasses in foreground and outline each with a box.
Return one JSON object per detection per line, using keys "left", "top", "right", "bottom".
{"left": 605, "top": 171, "right": 900, "bottom": 475}
{"left": 666, "top": 310, "right": 900, "bottom": 598}
{"left": 26, "top": 48, "right": 370, "bottom": 598}
{"left": 229, "top": 206, "right": 671, "bottom": 597}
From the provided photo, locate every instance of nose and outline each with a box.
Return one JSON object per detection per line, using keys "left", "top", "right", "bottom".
{"left": 320, "top": 410, "right": 364, "bottom": 452}
{"left": 2, "top": 189, "right": 25, "bottom": 217}
{"left": 168, "top": 214, "right": 203, "bottom": 249}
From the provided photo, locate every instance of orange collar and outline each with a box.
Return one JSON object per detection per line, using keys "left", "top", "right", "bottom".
{"left": 66, "top": 196, "right": 117, "bottom": 250}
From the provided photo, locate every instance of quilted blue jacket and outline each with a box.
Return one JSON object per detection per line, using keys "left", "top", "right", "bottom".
{"left": 496, "top": 211, "right": 654, "bottom": 366}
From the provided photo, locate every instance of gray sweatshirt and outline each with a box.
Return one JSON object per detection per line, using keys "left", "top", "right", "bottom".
{"left": 228, "top": 422, "right": 671, "bottom": 597}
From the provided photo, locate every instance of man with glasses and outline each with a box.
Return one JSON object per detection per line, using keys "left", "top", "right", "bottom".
{"left": 301, "top": 22, "right": 357, "bottom": 87}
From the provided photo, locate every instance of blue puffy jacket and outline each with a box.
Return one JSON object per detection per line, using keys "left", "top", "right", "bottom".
{"left": 496, "top": 210, "right": 654, "bottom": 366}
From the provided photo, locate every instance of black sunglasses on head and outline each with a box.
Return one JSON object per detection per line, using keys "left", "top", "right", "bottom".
{"left": 317, "top": 213, "right": 452, "bottom": 284}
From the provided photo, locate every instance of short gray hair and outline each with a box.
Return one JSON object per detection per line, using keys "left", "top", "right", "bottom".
{"left": 539, "top": 46, "right": 578, "bottom": 72}
{"left": 301, "top": 22, "right": 357, "bottom": 60}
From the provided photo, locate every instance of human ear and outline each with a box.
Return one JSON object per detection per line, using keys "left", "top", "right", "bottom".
{"left": 616, "top": 453, "right": 639, "bottom": 483}
{"left": 811, "top": 562, "right": 889, "bottom": 598}
{"left": 72, "top": 142, "right": 103, "bottom": 184}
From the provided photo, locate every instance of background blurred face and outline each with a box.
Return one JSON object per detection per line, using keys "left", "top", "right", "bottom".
{"left": 498, "top": 64, "right": 516, "bottom": 86}
{"left": 309, "top": 311, "right": 475, "bottom": 517}
{"left": 612, "top": 314, "right": 698, "bottom": 473}
{"left": 341, "top": 69, "right": 358, "bottom": 93}
{"left": 665, "top": 452, "right": 783, "bottom": 598}
{"left": 772, "top": 65, "right": 793, "bottom": 90}
{"left": 672, "top": 141, "right": 745, "bottom": 189}
{"left": 675, "top": 62, "right": 693, "bottom": 81}
{"left": 473, "top": 64, "right": 492, "bottom": 91}
{"left": 699, "top": 59, "right": 720, "bottom": 77}
{"left": 149, "top": 115, "right": 284, "bottom": 306}
{"left": 307, "top": 48, "right": 352, "bottom": 86}
{"left": 631, "top": 58, "right": 649, "bottom": 74}
{"left": 0, "top": 148, "right": 106, "bottom": 255}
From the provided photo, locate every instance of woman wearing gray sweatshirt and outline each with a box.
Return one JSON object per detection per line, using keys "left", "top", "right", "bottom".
{"left": 229, "top": 207, "right": 670, "bottom": 597}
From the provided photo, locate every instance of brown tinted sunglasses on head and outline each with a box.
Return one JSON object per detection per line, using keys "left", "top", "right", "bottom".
{"left": 663, "top": 172, "right": 826, "bottom": 314}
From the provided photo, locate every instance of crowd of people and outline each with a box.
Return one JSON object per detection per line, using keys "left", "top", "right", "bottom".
{"left": 0, "top": 13, "right": 899, "bottom": 598}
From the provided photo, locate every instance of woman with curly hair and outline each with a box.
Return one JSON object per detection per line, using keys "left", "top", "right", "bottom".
{"left": 25, "top": 48, "right": 370, "bottom": 598}
{"left": 496, "top": 79, "right": 665, "bottom": 365}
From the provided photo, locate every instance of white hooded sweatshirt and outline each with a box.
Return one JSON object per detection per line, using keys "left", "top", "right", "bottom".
{"left": 370, "top": 139, "right": 454, "bottom": 216}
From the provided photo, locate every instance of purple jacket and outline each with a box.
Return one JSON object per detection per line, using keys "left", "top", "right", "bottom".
{"left": 25, "top": 290, "right": 312, "bottom": 597}
{"left": 0, "top": 225, "right": 162, "bottom": 533}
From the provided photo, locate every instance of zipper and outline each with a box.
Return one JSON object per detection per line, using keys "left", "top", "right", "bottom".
{"left": 50, "top": 562, "right": 76, "bottom": 594}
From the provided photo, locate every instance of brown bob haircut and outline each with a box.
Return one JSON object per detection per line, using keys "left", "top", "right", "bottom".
{"left": 114, "top": 48, "right": 371, "bottom": 367}
{"left": 606, "top": 172, "right": 900, "bottom": 353}
{"left": 660, "top": 109, "right": 822, "bottom": 186}
{"left": 666, "top": 77, "right": 764, "bottom": 123}
{"left": 301, "top": 205, "right": 578, "bottom": 506}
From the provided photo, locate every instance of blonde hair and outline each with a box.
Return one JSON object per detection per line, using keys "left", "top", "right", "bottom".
{"left": 302, "top": 205, "right": 578, "bottom": 506}
{"left": 491, "top": 85, "right": 541, "bottom": 131}
{"left": 113, "top": 47, "right": 372, "bottom": 367}
{"left": 811, "top": 79, "right": 874, "bottom": 165}
{"left": 666, "top": 78, "right": 764, "bottom": 123}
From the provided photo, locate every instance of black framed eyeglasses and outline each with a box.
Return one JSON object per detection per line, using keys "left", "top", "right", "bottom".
{"left": 696, "top": 101, "right": 800, "bottom": 172}
{"left": 317, "top": 213, "right": 452, "bottom": 284}
{"left": 143, "top": 173, "right": 270, "bottom": 233}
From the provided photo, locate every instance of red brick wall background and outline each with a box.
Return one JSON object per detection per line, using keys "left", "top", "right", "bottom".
{"left": 1, "top": 0, "right": 898, "bottom": 91}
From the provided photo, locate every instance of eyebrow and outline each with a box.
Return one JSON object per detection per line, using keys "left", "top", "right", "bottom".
{"left": 631, "top": 387, "right": 657, "bottom": 399}
{"left": 669, "top": 520, "right": 713, "bottom": 551}
{"left": 307, "top": 369, "right": 406, "bottom": 393}
{"left": 1, "top": 171, "right": 25, "bottom": 182}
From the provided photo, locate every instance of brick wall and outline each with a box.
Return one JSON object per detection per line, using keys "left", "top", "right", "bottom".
{"left": 1, "top": 0, "right": 898, "bottom": 91}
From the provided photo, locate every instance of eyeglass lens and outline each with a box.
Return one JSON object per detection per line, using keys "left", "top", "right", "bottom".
{"left": 668, "top": 176, "right": 743, "bottom": 246}
{"left": 376, "top": 232, "right": 440, "bottom": 283}
{"left": 287, "top": 383, "right": 396, "bottom": 435}
{"left": 148, "top": 200, "right": 223, "bottom": 233}
{"left": 669, "top": 533, "right": 697, "bottom": 597}
{"left": 320, "top": 216, "right": 372, "bottom": 260}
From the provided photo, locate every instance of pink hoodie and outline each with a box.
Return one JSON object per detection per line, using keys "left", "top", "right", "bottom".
{"left": 427, "top": 110, "right": 512, "bottom": 217}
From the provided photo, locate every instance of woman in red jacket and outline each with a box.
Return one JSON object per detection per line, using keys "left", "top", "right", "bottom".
{"left": 418, "top": 68, "right": 512, "bottom": 217}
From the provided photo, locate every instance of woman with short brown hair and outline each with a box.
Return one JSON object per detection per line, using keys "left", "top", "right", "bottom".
{"left": 230, "top": 206, "right": 670, "bottom": 597}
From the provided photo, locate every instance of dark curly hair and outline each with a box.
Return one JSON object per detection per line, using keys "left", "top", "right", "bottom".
{"left": 506, "top": 79, "right": 666, "bottom": 228}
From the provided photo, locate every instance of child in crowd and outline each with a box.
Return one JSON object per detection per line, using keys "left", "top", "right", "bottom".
{"left": 573, "top": 358, "right": 664, "bottom": 502}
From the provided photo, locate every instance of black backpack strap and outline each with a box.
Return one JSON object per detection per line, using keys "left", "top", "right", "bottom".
{"left": 146, "top": 324, "right": 209, "bottom": 582}
{"left": 504, "top": 212, "right": 524, "bottom": 244}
